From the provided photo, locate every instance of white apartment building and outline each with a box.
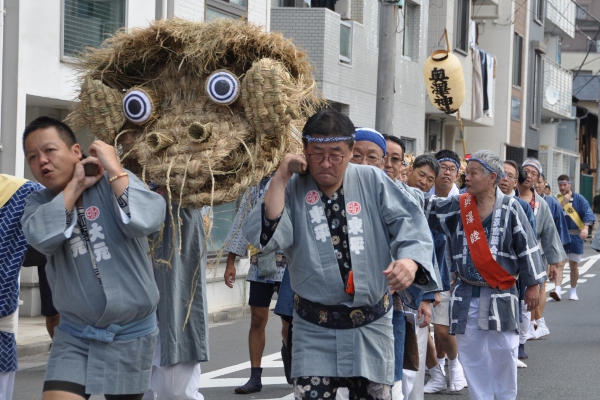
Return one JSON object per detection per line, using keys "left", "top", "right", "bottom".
{"left": 1, "top": 0, "right": 271, "bottom": 318}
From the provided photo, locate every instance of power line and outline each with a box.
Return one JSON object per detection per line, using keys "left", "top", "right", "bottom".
{"left": 572, "top": 24, "right": 600, "bottom": 81}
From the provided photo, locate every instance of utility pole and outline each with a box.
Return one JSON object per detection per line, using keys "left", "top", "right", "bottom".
{"left": 375, "top": 1, "right": 397, "bottom": 135}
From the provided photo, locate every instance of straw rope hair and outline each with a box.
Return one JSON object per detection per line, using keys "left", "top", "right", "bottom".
{"left": 66, "top": 18, "right": 323, "bottom": 208}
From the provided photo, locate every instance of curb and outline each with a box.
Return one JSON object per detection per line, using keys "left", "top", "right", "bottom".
{"left": 17, "top": 340, "right": 52, "bottom": 358}
{"left": 17, "top": 304, "right": 253, "bottom": 358}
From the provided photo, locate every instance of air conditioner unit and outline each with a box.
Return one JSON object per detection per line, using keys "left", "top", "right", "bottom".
{"left": 335, "top": 0, "right": 351, "bottom": 20}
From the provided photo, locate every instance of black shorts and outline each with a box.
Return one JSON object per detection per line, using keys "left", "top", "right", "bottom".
{"left": 43, "top": 380, "right": 143, "bottom": 400}
{"left": 248, "top": 281, "right": 280, "bottom": 308}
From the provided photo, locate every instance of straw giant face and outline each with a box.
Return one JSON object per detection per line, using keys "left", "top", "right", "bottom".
{"left": 67, "top": 18, "right": 320, "bottom": 207}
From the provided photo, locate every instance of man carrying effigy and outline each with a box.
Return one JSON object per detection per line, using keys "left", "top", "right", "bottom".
{"left": 243, "top": 109, "right": 439, "bottom": 400}
{"left": 22, "top": 117, "right": 165, "bottom": 400}
{"left": 423, "top": 150, "right": 546, "bottom": 400}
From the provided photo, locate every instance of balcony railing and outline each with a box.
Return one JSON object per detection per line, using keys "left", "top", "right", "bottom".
{"left": 542, "top": 58, "right": 573, "bottom": 119}
{"left": 545, "top": 0, "right": 576, "bottom": 39}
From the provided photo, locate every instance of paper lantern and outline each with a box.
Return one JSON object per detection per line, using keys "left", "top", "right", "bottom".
{"left": 423, "top": 49, "right": 465, "bottom": 114}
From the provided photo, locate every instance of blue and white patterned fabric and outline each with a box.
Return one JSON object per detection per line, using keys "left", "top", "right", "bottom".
{"left": 224, "top": 177, "right": 287, "bottom": 283}
{"left": 0, "top": 180, "right": 43, "bottom": 372}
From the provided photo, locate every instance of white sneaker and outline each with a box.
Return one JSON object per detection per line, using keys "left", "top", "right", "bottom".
{"left": 448, "top": 357, "right": 467, "bottom": 391}
{"left": 535, "top": 318, "right": 550, "bottom": 338}
{"left": 424, "top": 364, "right": 447, "bottom": 393}
{"left": 517, "top": 359, "right": 528, "bottom": 368}
{"left": 570, "top": 288, "right": 579, "bottom": 301}
{"left": 525, "top": 321, "right": 537, "bottom": 340}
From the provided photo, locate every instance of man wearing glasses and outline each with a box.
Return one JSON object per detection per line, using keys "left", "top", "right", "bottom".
{"left": 382, "top": 135, "right": 408, "bottom": 183}
{"left": 423, "top": 150, "right": 467, "bottom": 394}
{"left": 498, "top": 161, "right": 537, "bottom": 364}
{"left": 242, "top": 109, "right": 439, "bottom": 400}
{"left": 517, "top": 159, "right": 563, "bottom": 344}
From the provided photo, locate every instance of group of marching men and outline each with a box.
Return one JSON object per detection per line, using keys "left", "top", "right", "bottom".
{"left": 223, "top": 108, "right": 595, "bottom": 400}
{"left": 0, "top": 110, "right": 594, "bottom": 400}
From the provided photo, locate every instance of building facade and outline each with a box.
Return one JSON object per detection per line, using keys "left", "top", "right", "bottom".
{"left": 271, "top": 0, "right": 431, "bottom": 154}
{"left": 1, "top": 0, "right": 271, "bottom": 317}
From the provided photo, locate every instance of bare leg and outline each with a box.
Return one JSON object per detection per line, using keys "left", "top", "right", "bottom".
{"left": 532, "top": 281, "right": 546, "bottom": 320}
{"left": 249, "top": 307, "right": 269, "bottom": 367}
{"left": 569, "top": 260, "right": 579, "bottom": 288}
{"left": 43, "top": 392, "right": 86, "bottom": 400}
{"left": 426, "top": 333, "right": 438, "bottom": 369}
{"left": 555, "top": 260, "right": 565, "bottom": 288}
{"left": 434, "top": 331, "right": 446, "bottom": 360}
{"left": 433, "top": 324, "right": 458, "bottom": 360}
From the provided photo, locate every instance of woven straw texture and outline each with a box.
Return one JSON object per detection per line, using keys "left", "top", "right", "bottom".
{"left": 66, "top": 18, "right": 321, "bottom": 208}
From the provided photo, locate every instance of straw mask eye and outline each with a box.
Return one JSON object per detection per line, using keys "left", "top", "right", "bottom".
{"left": 205, "top": 70, "right": 240, "bottom": 105}
{"left": 123, "top": 90, "right": 153, "bottom": 124}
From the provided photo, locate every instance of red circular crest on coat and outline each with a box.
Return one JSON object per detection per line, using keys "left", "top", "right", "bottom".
{"left": 346, "top": 201, "right": 361, "bottom": 215}
{"left": 85, "top": 206, "right": 100, "bottom": 221}
{"left": 306, "top": 190, "right": 320, "bottom": 205}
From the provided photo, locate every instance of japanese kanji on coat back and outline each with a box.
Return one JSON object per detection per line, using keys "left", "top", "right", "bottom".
{"left": 459, "top": 193, "right": 517, "bottom": 290}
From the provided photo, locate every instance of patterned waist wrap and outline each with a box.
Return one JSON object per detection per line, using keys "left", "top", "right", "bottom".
{"left": 453, "top": 270, "right": 492, "bottom": 288}
{"left": 293, "top": 292, "right": 391, "bottom": 329}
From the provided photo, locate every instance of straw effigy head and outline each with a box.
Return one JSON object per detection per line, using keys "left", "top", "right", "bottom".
{"left": 66, "top": 18, "right": 322, "bottom": 207}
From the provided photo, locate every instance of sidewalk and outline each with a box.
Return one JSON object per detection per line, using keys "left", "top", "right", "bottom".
{"left": 17, "top": 316, "right": 51, "bottom": 358}
{"left": 16, "top": 304, "right": 252, "bottom": 359}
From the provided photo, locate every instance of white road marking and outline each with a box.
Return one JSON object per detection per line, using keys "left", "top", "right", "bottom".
{"left": 200, "top": 352, "right": 289, "bottom": 388}
{"left": 545, "top": 258, "right": 599, "bottom": 301}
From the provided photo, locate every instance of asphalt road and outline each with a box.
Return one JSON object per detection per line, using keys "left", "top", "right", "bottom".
{"left": 14, "top": 245, "right": 600, "bottom": 399}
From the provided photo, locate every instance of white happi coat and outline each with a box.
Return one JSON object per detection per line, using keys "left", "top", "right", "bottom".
{"left": 243, "top": 163, "right": 439, "bottom": 385}
{"left": 424, "top": 188, "right": 546, "bottom": 335}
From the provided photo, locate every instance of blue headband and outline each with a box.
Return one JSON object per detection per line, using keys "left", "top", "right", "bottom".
{"left": 304, "top": 134, "right": 355, "bottom": 143}
{"left": 354, "top": 128, "right": 386, "bottom": 154}
{"left": 437, "top": 157, "right": 460, "bottom": 169}
{"left": 468, "top": 157, "right": 499, "bottom": 175}
{"left": 522, "top": 162, "right": 542, "bottom": 175}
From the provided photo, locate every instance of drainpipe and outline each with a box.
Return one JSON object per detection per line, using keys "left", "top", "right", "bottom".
{"left": 161, "top": 0, "right": 167, "bottom": 19}
{"left": 0, "top": 0, "right": 5, "bottom": 152}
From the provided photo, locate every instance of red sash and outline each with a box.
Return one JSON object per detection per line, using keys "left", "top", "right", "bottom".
{"left": 459, "top": 193, "right": 516, "bottom": 290}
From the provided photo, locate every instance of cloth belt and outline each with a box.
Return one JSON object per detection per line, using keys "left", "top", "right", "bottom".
{"left": 569, "top": 228, "right": 582, "bottom": 236}
{"left": 59, "top": 312, "right": 157, "bottom": 344}
{"left": 0, "top": 312, "right": 16, "bottom": 334}
{"left": 453, "top": 270, "right": 491, "bottom": 288}
{"left": 293, "top": 292, "right": 391, "bottom": 329}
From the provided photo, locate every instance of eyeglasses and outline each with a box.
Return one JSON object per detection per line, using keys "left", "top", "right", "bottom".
{"left": 524, "top": 170, "right": 539, "bottom": 178}
{"left": 352, "top": 154, "right": 384, "bottom": 166}
{"left": 306, "top": 154, "right": 346, "bottom": 165}
{"left": 440, "top": 165, "right": 458, "bottom": 173}
{"left": 503, "top": 173, "right": 516, "bottom": 180}
{"left": 385, "top": 155, "right": 407, "bottom": 167}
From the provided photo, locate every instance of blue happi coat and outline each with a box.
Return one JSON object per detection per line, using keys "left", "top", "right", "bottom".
{"left": 0, "top": 176, "right": 43, "bottom": 372}
{"left": 424, "top": 189, "right": 546, "bottom": 334}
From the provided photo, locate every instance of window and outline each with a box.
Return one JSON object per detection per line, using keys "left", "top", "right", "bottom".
{"left": 587, "top": 40, "right": 600, "bottom": 53}
{"left": 401, "top": 137, "right": 416, "bottom": 154}
{"left": 279, "top": 0, "right": 297, "bottom": 6}
{"left": 577, "top": 5, "right": 588, "bottom": 21}
{"left": 427, "top": 120, "right": 441, "bottom": 152}
{"left": 455, "top": 0, "right": 470, "bottom": 53}
{"left": 512, "top": 33, "right": 523, "bottom": 87}
{"left": 206, "top": 0, "right": 247, "bottom": 20}
{"left": 402, "top": 3, "right": 416, "bottom": 59}
{"left": 339, "top": 21, "right": 352, "bottom": 64}
{"left": 531, "top": 52, "right": 543, "bottom": 127}
{"left": 207, "top": 201, "right": 239, "bottom": 253}
{"left": 506, "top": 145, "right": 524, "bottom": 164}
{"left": 511, "top": 97, "right": 521, "bottom": 121}
{"left": 534, "top": 0, "right": 544, "bottom": 22}
{"left": 62, "top": 0, "right": 125, "bottom": 58}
